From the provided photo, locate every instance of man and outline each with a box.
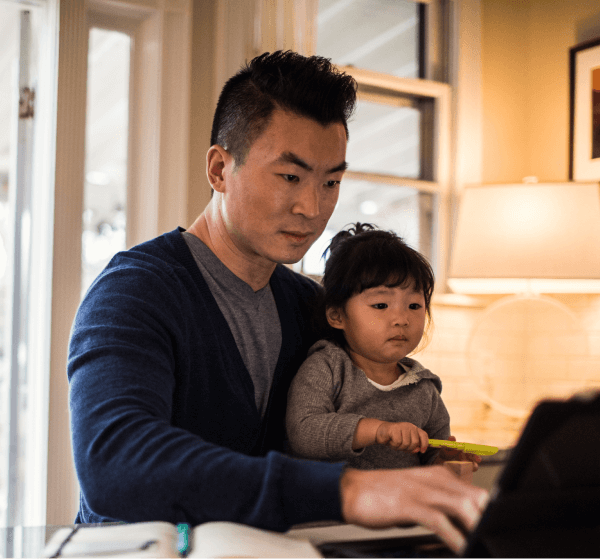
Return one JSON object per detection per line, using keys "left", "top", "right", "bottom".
{"left": 69, "top": 51, "right": 486, "bottom": 554}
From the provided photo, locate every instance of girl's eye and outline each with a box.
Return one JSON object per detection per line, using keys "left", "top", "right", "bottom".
{"left": 409, "top": 303, "right": 422, "bottom": 310}
{"left": 324, "top": 180, "right": 340, "bottom": 188}
{"left": 282, "top": 174, "right": 299, "bottom": 183}
{"left": 372, "top": 303, "right": 388, "bottom": 310}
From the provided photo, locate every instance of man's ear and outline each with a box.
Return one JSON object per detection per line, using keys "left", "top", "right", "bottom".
{"left": 326, "top": 307, "right": 345, "bottom": 330}
{"left": 206, "top": 145, "right": 232, "bottom": 193}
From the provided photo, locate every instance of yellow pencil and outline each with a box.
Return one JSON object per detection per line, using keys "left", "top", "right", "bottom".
{"left": 429, "top": 439, "right": 499, "bottom": 456}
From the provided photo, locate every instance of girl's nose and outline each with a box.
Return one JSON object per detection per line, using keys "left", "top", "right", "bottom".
{"left": 394, "top": 311, "right": 409, "bottom": 326}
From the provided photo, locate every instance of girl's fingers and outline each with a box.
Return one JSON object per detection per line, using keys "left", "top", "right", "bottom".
{"left": 407, "top": 429, "right": 420, "bottom": 452}
{"left": 419, "top": 429, "right": 429, "bottom": 453}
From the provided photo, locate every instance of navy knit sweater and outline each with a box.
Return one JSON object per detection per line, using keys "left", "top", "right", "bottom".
{"left": 68, "top": 228, "right": 344, "bottom": 529}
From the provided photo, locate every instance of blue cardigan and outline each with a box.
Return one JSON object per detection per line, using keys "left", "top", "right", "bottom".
{"left": 68, "top": 228, "right": 344, "bottom": 529}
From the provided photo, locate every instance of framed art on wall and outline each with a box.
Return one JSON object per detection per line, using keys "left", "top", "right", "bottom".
{"left": 570, "top": 37, "right": 600, "bottom": 181}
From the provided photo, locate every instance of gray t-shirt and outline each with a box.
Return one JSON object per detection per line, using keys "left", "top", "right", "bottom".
{"left": 182, "top": 232, "right": 282, "bottom": 417}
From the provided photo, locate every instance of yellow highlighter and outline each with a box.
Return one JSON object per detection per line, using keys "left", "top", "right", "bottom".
{"left": 429, "top": 439, "right": 499, "bottom": 456}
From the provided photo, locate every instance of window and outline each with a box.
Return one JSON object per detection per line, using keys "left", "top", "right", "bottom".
{"left": 317, "top": 0, "right": 421, "bottom": 78}
{"left": 0, "top": 0, "right": 57, "bottom": 530}
{"left": 82, "top": 28, "right": 130, "bottom": 295}
{"left": 0, "top": 0, "right": 191, "bottom": 532}
{"left": 298, "top": 0, "right": 451, "bottom": 286}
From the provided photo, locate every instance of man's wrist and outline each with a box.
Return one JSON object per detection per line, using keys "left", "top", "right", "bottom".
{"left": 339, "top": 467, "right": 362, "bottom": 524}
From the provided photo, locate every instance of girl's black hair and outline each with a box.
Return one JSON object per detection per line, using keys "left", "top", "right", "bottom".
{"left": 315, "top": 223, "right": 435, "bottom": 348}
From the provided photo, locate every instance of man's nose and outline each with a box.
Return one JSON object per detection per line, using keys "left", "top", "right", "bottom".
{"left": 292, "top": 184, "right": 320, "bottom": 219}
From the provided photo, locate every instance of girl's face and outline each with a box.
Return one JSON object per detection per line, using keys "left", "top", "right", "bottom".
{"left": 327, "top": 283, "right": 427, "bottom": 367}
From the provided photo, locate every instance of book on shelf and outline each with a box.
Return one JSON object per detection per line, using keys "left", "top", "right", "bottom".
{"left": 42, "top": 519, "right": 436, "bottom": 558}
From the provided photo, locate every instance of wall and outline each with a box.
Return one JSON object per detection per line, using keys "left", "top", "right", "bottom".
{"left": 481, "top": 0, "right": 600, "bottom": 183}
{"left": 421, "top": 0, "right": 600, "bottom": 448}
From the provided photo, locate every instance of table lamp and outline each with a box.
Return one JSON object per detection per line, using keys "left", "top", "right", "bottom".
{"left": 447, "top": 182, "right": 600, "bottom": 419}
{"left": 448, "top": 182, "right": 600, "bottom": 295}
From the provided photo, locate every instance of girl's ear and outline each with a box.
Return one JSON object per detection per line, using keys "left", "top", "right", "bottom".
{"left": 326, "top": 307, "right": 345, "bottom": 330}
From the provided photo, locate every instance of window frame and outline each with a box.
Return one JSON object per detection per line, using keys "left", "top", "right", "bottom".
{"left": 337, "top": 66, "right": 451, "bottom": 289}
{"left": 307, "top": 0, "right": 453, "bottom": 289}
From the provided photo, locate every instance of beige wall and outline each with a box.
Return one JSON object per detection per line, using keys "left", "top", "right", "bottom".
{"left": 481, "top": 0, "right": 600, "bottom": 183}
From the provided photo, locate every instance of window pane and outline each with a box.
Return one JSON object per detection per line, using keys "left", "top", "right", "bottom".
{"left": 0, "top": 2, "right": 45, "bottom": 529}
{"left": 82, "top": 28, "right": 130, "bottom": 295}
{"left": 317, "top": 0, "right": 420, "bottom": 78}
{"left": 0, "top": 2, "right": 21, "bottom": 529}
{"left": 301, "top": 179, "right": 433, "bottom": 276}
{"left": 347, "top": 97, "right": 421, "bottom": 179}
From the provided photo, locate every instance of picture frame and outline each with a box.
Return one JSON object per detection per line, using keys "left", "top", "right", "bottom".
{"left": 569, "top": 37, "right": 600, "bottom": 181}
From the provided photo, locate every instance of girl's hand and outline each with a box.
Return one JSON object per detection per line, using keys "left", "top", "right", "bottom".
{"left": 375, "top": 422, "right": 428, "bottom": 454}
{"left": 434, "top": 435, "right": 482, "bottom": 471}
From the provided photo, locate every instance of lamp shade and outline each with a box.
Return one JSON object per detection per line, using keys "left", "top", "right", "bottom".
{"left": 448, "top": 183, "right": 600, "bottom": 293}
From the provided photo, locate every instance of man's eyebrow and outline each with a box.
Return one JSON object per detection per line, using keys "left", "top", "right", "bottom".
{"left": 275, "top": 151, "right": 348, "bottom": 174}
{"left": 328, "top": 160, "right": 349, "bottom": 174}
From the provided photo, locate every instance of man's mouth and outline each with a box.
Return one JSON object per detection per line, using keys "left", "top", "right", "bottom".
{"left": 282, "top": 231, "right": 313, "bottom": 243}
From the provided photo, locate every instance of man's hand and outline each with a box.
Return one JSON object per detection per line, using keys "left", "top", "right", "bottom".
{"left": 340, "top": 466, "right": 489, "bottom": 555}
{"left": 433, "top": 436, "right": 482, "bottom": 472}
{"left": 375, "top": 422, "right": 429, "bottom": 454}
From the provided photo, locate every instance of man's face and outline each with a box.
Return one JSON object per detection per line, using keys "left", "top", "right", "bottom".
{"left": 217, "top": 109, "right": 347, "bottom": 266}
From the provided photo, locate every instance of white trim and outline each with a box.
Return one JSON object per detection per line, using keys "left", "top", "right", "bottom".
{"left": 344, "top": 171, "right": 439, "bottom": 193}
{"left": 341, "top": 65, "right": 451, "bottom": 99}
{"left": 6, "top": 9, "right": 36, "bottom": 529}
{"left": 48, "top": 0, "right": 88, "bottom": 525}
{"left": 25, "top": 0, "right": 59, "bottom": 527}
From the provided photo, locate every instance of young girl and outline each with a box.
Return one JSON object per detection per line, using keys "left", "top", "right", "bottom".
{"left": 286, "top": 223, "right": 480, "bottom": 471}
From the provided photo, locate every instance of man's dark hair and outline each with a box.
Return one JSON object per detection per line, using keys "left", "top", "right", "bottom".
{"left": 210, "top": 50, "right": 357, "bottom": 167}
{"left": 314, "top": 223, "right": 435, "bottom": 349}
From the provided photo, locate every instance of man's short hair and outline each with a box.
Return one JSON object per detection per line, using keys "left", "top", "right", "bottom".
{"left": 210, "top": 50, "right": 357, "bottom": 168}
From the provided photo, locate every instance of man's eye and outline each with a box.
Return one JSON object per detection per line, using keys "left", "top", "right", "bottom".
{"left": 325, "top": 180, "right": 340, "bottom": 188}
{"left": 409, "top": 303, "right": 422, "bottom": 310}
{"left": 282, "top": 174, "right": 299, "bottom": 183}
{"left": 372, "top": 303, "right": 388, "bottom": 310}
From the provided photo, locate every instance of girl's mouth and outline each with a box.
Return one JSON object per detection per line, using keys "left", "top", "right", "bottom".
{"left": 390, "top": 335, "right": 408, "bottom": 341}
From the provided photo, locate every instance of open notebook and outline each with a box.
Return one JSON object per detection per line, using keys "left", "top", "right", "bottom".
{"left": 42, "top": 520, "right": 437, "bottom": 558}
{"left": 44, "top": 390, "right": 600, "bottom": 558}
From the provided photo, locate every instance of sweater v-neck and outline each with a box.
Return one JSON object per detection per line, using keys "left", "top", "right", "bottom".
{"left": 173, "top": 228, "right": 298, "bottom": 432}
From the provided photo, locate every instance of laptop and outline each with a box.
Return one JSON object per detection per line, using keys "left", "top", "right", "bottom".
{"left": 316, "top": 390, "right": 600, "bottom": 558}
